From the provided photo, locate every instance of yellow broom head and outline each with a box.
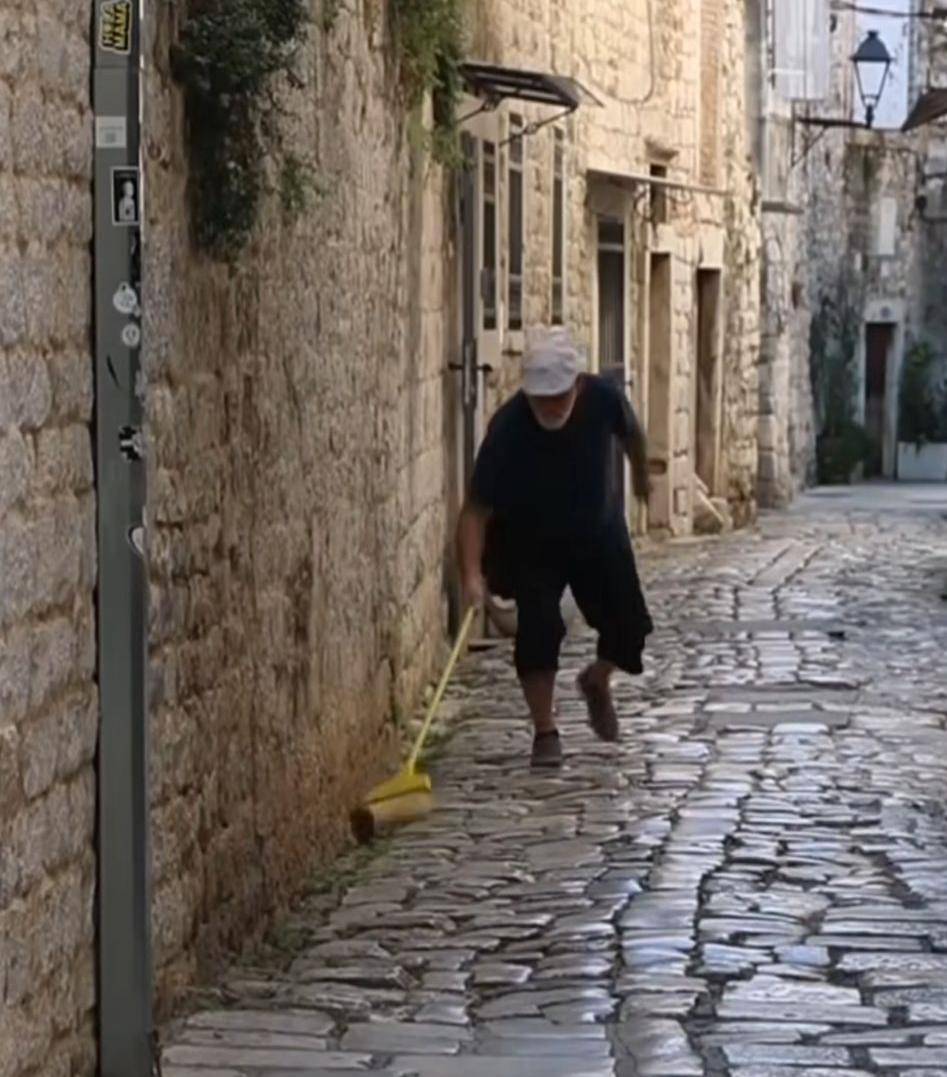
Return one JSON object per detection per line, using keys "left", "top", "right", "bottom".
{"left": 364, "top": 767, "right": 432, "bottom": 805}
{"left": 350, "top": 789, "right": 435, "bottom": 844}
{"left": 349, "top": 766, "right": 434, "bottom": 844}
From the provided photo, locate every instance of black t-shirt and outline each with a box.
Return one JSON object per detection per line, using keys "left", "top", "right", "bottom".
{"left": 470, "top": 374, "right": 640, "bottom": 542}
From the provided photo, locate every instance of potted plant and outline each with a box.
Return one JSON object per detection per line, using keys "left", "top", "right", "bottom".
{"left": 898, "top": 341, "right": 947, "bottom": 481}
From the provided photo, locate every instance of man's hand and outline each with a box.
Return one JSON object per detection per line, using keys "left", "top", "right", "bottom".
{"left": 632, "top": 471, "right": 651, "bottom": 503}
{"left": 456, "top": 500, "right": 489, "bottom": 611}
{"left": 621, "top": 409, "right": 650, "bottom": 507}
{"left": 462, "top": 571, "right": 486, "bottom": 611}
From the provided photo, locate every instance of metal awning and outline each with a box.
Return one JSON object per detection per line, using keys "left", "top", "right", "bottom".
{"left": 459, "top": 62, "right": 603, "bottom": 111}
{"left": 903, "top": 88, "right": 947, "bottom": 132}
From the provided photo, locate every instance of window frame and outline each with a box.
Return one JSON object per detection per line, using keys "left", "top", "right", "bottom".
{"left": 551, "top": 126, "right": 566, "bottom": 326}
{"left": 481, "top": 137, "right": 499, "bottom": 333}
{"left": 506, "top": 112, "right": 526, "bottom": 346}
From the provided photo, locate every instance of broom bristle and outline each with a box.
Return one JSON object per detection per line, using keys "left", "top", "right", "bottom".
{"left": 349, "top": 790, "right": 435, "bottom": 844}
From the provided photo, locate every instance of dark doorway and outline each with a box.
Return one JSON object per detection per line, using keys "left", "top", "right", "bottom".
{"left": 864, "top": 322, "right": 893, "bottom": 477}
{"left": 597, "top": 216, "right": 627, "bottom": 514}
{"left": 648, "top": 253, "right": 672, "bottom": 530}
{"left": 695, "top": 269, "right": 722, "bottom": 491}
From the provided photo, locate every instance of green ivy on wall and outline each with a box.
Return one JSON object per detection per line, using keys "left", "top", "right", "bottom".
{"left": 171, "top": 0, "right": 467, "bottom": 260}
{"left": 900, "top": 340, "right": 947, "bottom": 446}
{"left": 171, "top": 0, "right": 313, "bottom": 261}
{"left": 390, "top": 0, "right": 468, "bottom": 165}
{"left": 810, "top": 290, "right": 875, "bottom": 483}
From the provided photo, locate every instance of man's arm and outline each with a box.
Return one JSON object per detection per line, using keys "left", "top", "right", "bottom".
{"left": 619, "top": 397, "right": 650, "bottom": 501}
{"left": 456, "top": 499, "right": 490, "bottom": 609}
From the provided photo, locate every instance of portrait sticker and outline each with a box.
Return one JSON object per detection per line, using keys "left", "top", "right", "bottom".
{"left": 111, "top": 167, "right": 140, "bottom": 227}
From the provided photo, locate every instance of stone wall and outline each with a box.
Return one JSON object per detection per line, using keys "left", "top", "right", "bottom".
{"left": 751, "top": 0, "right": 817, "bottom": 508}
{"left": 143, "top": 6, "right": 451, "bottom": 1010}
{"left": 0, "top": 2, "right": 99, "bottom": 1076}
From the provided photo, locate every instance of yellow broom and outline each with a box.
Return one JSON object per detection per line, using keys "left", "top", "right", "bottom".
{"left": 350, "top": 606, "right": 477, "bottom": 843}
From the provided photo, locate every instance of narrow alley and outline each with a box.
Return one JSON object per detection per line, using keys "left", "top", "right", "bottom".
{"left": 161, "top": 485, "right": 947, "bottom": 1077}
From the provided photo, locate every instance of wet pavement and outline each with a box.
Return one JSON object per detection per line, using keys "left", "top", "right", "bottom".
{"left": 161, "top": 484, "right": 947, "bottom": 1076}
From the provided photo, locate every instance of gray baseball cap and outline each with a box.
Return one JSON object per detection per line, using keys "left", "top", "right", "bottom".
{"left": 522, "top": 326, "right": 583, "bottom": 397}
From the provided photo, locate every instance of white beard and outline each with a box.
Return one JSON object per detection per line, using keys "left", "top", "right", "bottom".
{"left": 533, "top": 412, "right": 572, "bottom": 431}
{"left": 529, "top": 394, "right": 577, "bottom": 431}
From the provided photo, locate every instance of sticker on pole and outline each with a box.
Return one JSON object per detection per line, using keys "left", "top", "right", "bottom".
{"left": 96, "top": 116, "right": 127, "bottom": 150}
{"left": 111, "top": 168, "right": 140, "bottom": 227}
{"left": 113, "top": 282, "right": 140, "bottom": 316}
{"left": 99, "top": 0, "right": 133, "bottom": 54}
{"left": 121, "top": 323, "right": 141, "bottom": 349}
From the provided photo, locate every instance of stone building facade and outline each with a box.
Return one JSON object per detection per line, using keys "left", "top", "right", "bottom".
{"left": 754, "top": 0, "right": 947, "bottom": 492}
{"left": 2, "top": 1, "right": 767, "bottom": 1074}
{"left": 468, "top": 0, "right": 762, "bottom": 536}
{"left": 0, "top": 2, "right": 99, "bottom": 1076}
{"left": 745, "top": 0, "right": 818, "bottom": 507}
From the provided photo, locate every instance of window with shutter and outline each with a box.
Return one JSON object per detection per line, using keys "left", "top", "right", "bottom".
{"left": 551, "top": 128, "right": 565, "bottom": 326}
{"left": 773, "top": 0, "right": 830, "bottom": 101}
{"left": 507, "top": 114, "right": 525, "bottom": 333}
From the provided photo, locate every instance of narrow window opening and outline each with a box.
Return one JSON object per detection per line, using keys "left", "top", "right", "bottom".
{"left": 483, "top": 140, "right": 498, "bottom": 331}
{"left": 551, "top": 128, "right": 565, "bottom": 325}
{"left": 507, "top": 114, "right": 525, "bottom": 332}
{"left": 649, "top": 163, "right": 669, "bottom": 224}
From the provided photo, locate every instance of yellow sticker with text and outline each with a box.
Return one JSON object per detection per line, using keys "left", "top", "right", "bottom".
{"left": 100, "top": 0, "right": 132, "bottom": 55}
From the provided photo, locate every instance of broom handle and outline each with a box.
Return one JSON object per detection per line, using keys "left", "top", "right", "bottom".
{"left": 407, "top": 605, "right": 478, "bottom": 772}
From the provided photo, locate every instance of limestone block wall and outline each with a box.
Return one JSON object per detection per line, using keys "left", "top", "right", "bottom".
{"left": 717, "top": 0, "right": 762, "bottom": 525}
{"left": 143, "top": 7, "right": 451, "bottom": 1009}
{"left": 0, "top": 3, "right": 98, "bottom": 1075}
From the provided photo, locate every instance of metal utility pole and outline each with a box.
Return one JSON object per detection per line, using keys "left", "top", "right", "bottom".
{"left": 92, "top": 1, "right": 152, "bottom": 1074}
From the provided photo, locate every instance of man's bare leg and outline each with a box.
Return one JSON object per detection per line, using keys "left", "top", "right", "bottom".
{"left": 522, "top": 670, "right": 562, "bottom": 767}
{"left": 581, "top": 658, "right": 615, "bottom": 691}
{"left": 578, "top": 658, "right": 619, "bottom": 741}
{"left": 520, "top": 671, "right": 557, "bottom": 734}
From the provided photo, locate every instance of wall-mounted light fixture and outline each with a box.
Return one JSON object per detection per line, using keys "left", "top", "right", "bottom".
{"left": 852, "top": 30, "right": 893, "bottom": 129}
{"left": 798, "top": 30, "right": 893, "bottom": 130}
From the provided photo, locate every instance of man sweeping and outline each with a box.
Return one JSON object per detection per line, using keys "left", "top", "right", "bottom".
{"left": 457, "top": 326, "right": 654, "bottom": 768}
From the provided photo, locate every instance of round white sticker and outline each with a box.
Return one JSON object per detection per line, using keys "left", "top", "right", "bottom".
{"left": 113, "top": 282, "right": 139, "bottom": 316}
{"left": 121, "top": 323, "right": 141, "bottom": 349}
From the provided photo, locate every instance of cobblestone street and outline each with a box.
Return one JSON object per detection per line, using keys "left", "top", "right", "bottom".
{"left": 162, "top": 486, "right": 947, "bottom": 1077}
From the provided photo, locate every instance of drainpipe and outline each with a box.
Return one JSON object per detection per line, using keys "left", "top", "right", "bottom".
{"left": 92, "top": 1, "right": 152, "bottom": 1074}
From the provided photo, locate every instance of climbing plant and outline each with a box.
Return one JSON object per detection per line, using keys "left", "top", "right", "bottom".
{"left": 390, "top": 0, "right": 468, "bottom": 165}
{"left": 810, "top": 289, "right": 874, "bottom": 483}
{"left": 899, "top": 340, "right": 947, "bottom": 446}
{"left": 171, "top": 0, "right": 312, "bottom": 261}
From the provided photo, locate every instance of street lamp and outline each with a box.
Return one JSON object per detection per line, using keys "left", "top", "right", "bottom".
{"left": 852, "top": 30, "right": 893, "bottom": 129}
{"left": 797, "top": 29, "right": 893, "bottom": 131}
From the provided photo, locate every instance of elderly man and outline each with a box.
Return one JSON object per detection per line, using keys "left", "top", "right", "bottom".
{"left": 457, "top": 327, "right": 653, "bottom": 768}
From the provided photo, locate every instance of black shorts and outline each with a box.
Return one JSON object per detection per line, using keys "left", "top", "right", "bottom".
{"left": 483, "top": 516, "right": 653, "bottom": 677}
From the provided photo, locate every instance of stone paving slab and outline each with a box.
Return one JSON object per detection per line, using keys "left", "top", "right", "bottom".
{"left": 393, "top": 1057, "right": 616, "bottom": 1076}
{"left": 162, "top": 1046, "right": 373, "bottom": 1069}
{"left": 161, "top": 489, "right": 947, "bottom": 1077}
